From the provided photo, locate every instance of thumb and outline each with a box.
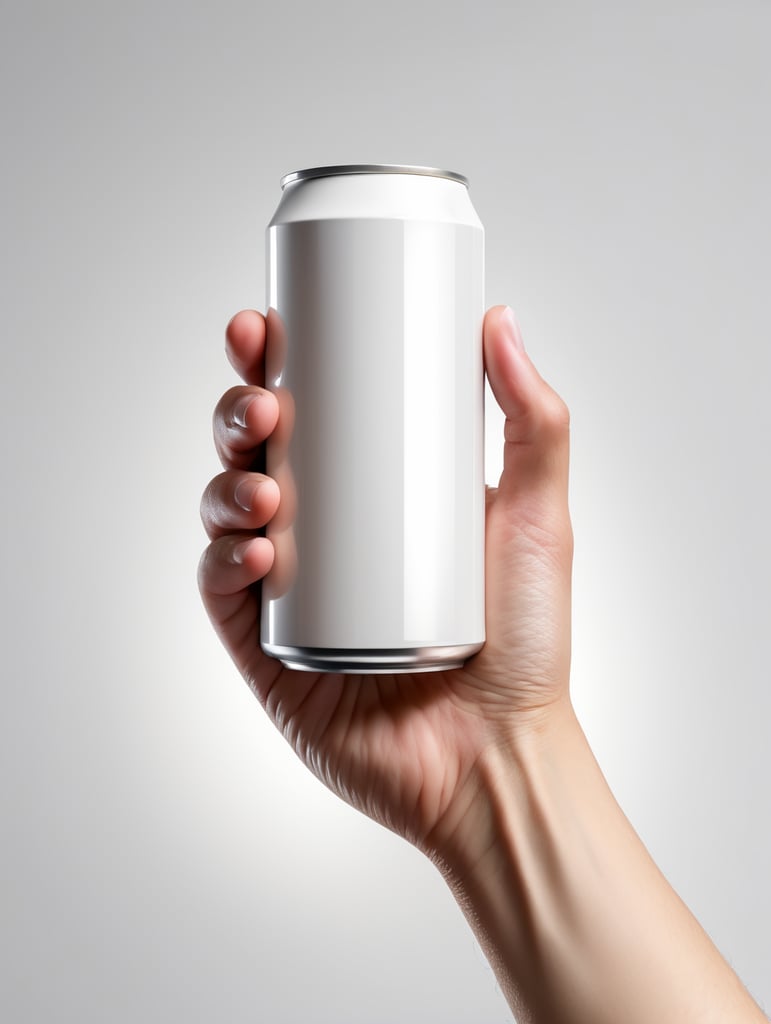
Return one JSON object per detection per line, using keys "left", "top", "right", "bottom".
{"left": 484, "top": 305, "right": 571, "bottom": 502}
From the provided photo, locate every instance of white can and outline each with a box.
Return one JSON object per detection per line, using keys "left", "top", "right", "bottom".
{"left": 261, "top": 164, "right": 485, "bottom": 673}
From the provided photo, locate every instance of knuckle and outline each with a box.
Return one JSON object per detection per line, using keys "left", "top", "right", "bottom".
{"left": 199, "top": 483, "right": 211, "bottom": 526}
{"left": 200, "top": 472, "right": 220, "bottom": 513}
{"left": 560, "top": 517, "right": 575, "bottom": 563}
{"left": 197, "top": 541, "right": 216, "bottom": 592}
{"left": 540, "top": 389, "right": 570, "bottom": 438}
{"left": 200, "top": 472, "right": 231, "bottom": 535}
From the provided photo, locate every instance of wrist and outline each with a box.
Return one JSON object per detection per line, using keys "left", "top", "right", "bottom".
{"left": 422, "top": 697, "right": 583, "bottom": 1018}
{"left": 425, "top": 697, "right": 766, "bottom": 1024}
{"left": 425, "top": 695, "right": 580, "bottom": 881}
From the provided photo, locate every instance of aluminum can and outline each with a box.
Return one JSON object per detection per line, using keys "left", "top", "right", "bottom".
{"left": 261, "top": 164, "right": 485, "bottom": 673}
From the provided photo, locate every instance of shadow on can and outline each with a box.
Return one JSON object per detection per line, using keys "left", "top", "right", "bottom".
{"left": 263, "top": 307, "right": 297, "bottom": 600}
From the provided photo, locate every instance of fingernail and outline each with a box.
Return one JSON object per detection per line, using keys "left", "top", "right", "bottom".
{"left": 233, "top": 394, "right": 256, "bottom": 428}
{"left": 234, "top": 478, "right": 261, "bottom": 512}
{"left": 232, "top": 538, "right": 255, "bottom": 564}
{"left": 502, "top": 306, "right": 526, "bottom": 353}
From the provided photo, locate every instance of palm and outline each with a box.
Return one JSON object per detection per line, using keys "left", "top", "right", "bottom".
{"left": 214, "top": 484, "right": 570, "bottom": 849}
{"left": 254, "top": 663, "right": 482, "bottom": 846}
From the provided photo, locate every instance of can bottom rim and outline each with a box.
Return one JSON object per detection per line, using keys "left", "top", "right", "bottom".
{"left": 261, "top": 642, "right": 484, "bottom": 674}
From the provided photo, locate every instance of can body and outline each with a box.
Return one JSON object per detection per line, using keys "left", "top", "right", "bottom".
{"left": 261, "top": 165, "right": 485, "bottom": 673}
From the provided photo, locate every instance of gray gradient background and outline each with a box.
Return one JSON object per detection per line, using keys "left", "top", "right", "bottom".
{"left": 1, "top": 2, "right": 769, "bottom": 1021}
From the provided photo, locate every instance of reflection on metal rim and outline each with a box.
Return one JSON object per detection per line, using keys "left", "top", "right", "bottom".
{"left": 262, "top": 642, "right": 483, "bottom": 673}
{"left": 280, "top": 164, "right": 469, "bottom": 190}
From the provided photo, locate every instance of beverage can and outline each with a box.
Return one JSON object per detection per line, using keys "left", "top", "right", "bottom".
{"left": 261, "top": 164, "right": 485, "bottom": 672}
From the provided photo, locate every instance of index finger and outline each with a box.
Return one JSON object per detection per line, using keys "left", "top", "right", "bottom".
{"left": 225, "top": 310, "right": 266, "bottom": 387}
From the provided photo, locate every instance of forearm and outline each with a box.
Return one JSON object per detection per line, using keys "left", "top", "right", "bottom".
{"left": 432, "top": 701, "right": 765, "bottom": 1024}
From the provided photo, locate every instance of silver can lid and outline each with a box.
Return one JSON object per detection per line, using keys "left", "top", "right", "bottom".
{"left": 280, "top": 164, "right": 469, "bottom": 190}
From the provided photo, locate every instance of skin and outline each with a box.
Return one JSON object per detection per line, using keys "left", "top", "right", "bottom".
{"left": 199, "top": 304, "right": 571, "bottom": 850}
{"left": 199, "top": 305, "right": 767, "bottom": 1023}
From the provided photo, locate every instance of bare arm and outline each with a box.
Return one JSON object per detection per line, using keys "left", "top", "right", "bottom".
{"left": 199, "top": 305, "right": 766, "bottom": 1024}
{"left": 430, "top": 700, "right": 766, "bottom": 1024}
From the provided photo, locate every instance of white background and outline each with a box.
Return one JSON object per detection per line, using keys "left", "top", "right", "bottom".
{"left": 1, "top": 2, "right": 768, "bottom": 1020}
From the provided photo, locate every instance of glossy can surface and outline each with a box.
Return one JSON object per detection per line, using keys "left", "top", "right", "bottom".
{"left": 261, "top": 165, "right": 485, "bottom": 672}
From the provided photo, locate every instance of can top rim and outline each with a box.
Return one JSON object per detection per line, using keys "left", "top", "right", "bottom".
{"left": 280, "top": 164, "right": 469, "bottom": 190}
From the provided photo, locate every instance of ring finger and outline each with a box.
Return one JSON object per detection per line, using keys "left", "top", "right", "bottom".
{"left": 201, "top": 469, "right": 281, "bottom": 540}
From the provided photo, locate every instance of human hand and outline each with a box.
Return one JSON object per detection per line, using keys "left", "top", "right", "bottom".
{"left": 198, "top": 304, "right": 573, "bottom": 855}
{"left": 199, "top": 307, "right": 770, "bottom": 1024}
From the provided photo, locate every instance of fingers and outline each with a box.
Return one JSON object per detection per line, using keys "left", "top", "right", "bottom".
{"left": 198, "top": 534, "right": 275, "bottom": 599}
{"left": 225, "top": 309, "right": 267, "bottom": 386}
{"left": 201, "top": 469, "right": 281, "bottom": 540}
{"left": 213, "top": 385, "right": 280, "bottom": 470}
{"left": 198, "top": 528, "right": 280, "bottom": 695}
{"left": 483, "top": 305, "right": 570, "bottom": 501}
{"left": 197, "top": 309, "right": 288, "bottom": 691}
{"left": 220, "top": 310, "right": 277, "bottom": 467}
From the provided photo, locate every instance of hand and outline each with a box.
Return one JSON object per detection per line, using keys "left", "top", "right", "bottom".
{"left": 198, "top": 305, "right": 573, "bottom": 855}
{"left": 199, "top": 308, "right": 769, "bottom": 1024}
